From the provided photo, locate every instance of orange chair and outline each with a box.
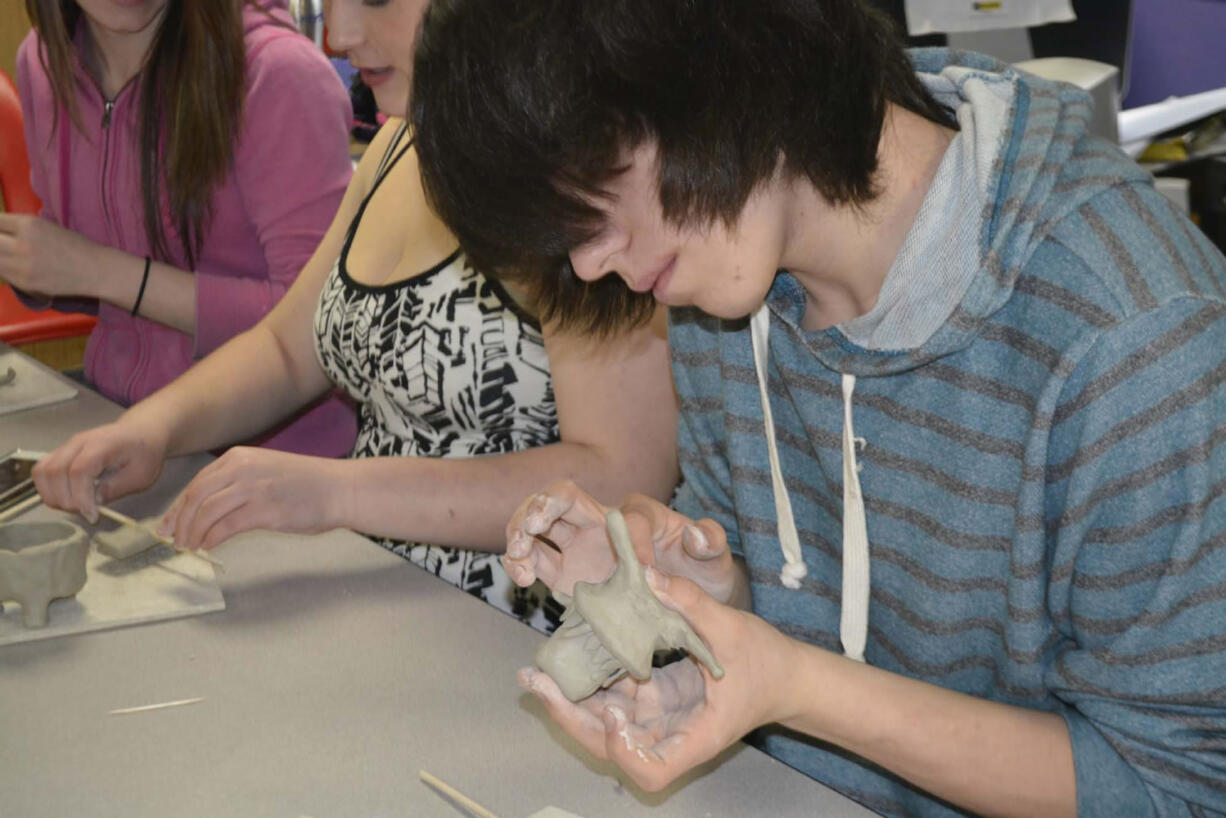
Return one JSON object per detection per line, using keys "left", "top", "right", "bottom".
{"left": 0, "top": 68, "right": 97, "bottom": 347}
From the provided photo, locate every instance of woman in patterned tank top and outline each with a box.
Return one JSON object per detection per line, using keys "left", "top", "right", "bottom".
{"left": 32, "top": 0, "right": 679, "bottom": 634}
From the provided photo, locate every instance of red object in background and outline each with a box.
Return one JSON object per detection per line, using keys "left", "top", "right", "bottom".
{"left": 0, "top": 69, "right": 97, "bottom": 346}
{"left": 323, "top": 24, "right": 343, "bottom": 57}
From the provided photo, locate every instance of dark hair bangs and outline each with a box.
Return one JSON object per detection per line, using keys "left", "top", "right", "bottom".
{"left": 412, "top": 0, "right": 957, "bottom": 334}
{"left": 413, "top": 3, "right": 656, "bottom": 333}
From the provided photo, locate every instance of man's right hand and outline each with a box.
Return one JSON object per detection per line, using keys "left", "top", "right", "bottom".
{"left": 503, "top": 479, "right": 743, "bottom": 605}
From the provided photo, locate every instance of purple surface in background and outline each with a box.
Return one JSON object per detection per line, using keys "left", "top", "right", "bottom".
{"left": 331, "top": 56, "right": 357, "bottom": 91}
{"left": 1124, "top": 0, "right": 1226, "bottom": 108}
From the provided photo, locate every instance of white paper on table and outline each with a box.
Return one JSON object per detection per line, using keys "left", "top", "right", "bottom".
{"left": 904, "top": 0, "right": 1074, "bottom": 35}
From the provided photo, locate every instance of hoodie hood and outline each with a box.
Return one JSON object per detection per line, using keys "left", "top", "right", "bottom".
{"left": 764, "top": 47, "right": 1151, "bottom": 378}
{"left": 244, "top": 0, "right": 296, "bottom": 36}
{"left": 749, "top": 47, "right": 1154, "bottom": 662}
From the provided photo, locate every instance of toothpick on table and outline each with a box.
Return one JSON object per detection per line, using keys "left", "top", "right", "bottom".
{"left": 95, "top": 505, "right": 225, "bottom": 572}
{"left": 419, "top": 769, "right": 502, "bottom": 818}
{"left": 108, "top": 697, "right": 205, "bottom": 716}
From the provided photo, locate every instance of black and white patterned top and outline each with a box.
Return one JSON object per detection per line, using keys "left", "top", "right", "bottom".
{"left": 313, "top": 123, "right": 563, "bottom": 633}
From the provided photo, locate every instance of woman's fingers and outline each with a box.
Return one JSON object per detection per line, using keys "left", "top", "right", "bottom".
{"left": 32, "top": 437, "right": 85, "bottom": 512}
{"left": 169, "top": 459, "right": 239, "bottom": 548}
{"left": 179, "top": 483, "right": 250, "bottom": 551}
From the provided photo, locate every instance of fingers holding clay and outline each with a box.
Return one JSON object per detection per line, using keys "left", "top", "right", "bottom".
{"left": 504, "top": 480, "right": 615, "bottom": 596}
{"left": 533, "top": 509, "right": 723, "bottom": 702}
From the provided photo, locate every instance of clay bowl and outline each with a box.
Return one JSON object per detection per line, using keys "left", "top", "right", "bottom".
{"left": 0, "top": 521, "right": 90, "bottom": 628}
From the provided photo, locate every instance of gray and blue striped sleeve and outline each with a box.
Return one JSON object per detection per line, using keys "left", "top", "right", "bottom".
{"left": 1043, "top": 295, "right": 1226, "bottom": 815}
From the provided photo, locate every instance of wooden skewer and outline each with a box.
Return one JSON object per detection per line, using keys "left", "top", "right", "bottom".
{"left": 95, "top": 505, "right": 226, "bottom": 572}
{"left": 0, "top": 493, "right": 41, "bottom": 523}
{"left": 419, "top": 770, "right": 502, "bottom": 818}
{"left": 108, "top": 697, "right": 205, "bottom": 716}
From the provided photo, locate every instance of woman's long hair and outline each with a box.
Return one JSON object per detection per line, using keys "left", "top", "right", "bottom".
{"left": 25, "top": 0, "right": 250, "bottom": 268}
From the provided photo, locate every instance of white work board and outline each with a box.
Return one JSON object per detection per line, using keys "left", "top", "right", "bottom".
{"left": 0, "top": 516, "right": 224, "bottom": 646}
{"left": 0, "top": 348, "right": 78, "bottom": 416}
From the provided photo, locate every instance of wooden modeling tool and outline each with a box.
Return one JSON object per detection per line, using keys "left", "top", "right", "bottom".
{"left": 0, "top": 493, "right": 41, "bottom": 523}
{"left": 419, "top": 770, "right": 502, "bottom": 818}
{"left": 94, "top": 506, "right": 225, "bottom": 572}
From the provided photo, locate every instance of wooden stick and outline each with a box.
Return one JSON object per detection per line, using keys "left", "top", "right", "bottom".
{"left": 95, "top": 505, "right": 226, "bottom": 572}
{"left": 419, "top": 770, "right": 502, "bottom": 818}
{"left": 109, "top": 697, "right": 205, "bottom": 716}
{"left": 0, "top": 493, "right": 40, "bottom": 522}
{"left": 0, "top": 493, "right": 41, "bottom": 523}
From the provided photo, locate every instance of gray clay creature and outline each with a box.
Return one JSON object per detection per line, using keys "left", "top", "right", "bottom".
{"left": 0, "top": 520, "right": 89, "bottom": 628}
{"left": 535, "top": 509, "right": 724, "bottom": 701}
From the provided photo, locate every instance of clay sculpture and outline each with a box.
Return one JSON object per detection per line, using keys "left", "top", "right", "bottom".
{"left": 0, "top": 520, "right": 89, "bottom": 628}
{"left": 535, "top": 509, "right": 724, "bottom": 701}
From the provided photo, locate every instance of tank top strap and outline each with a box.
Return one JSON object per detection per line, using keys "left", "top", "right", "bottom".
{"left": 345, "top": 122, "right": 414, "bottom": 244}
{"left": 373, "top": 120, "right": 412, "bottom": 181}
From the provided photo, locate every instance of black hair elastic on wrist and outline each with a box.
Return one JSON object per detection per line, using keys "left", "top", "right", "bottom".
{"left": 131, "top": 256, "right": 151, "bottom": 316}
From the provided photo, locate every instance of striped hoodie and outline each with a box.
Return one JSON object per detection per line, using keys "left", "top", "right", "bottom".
{"left": 670, "top": 49, "right": 1226, "bottom": 816}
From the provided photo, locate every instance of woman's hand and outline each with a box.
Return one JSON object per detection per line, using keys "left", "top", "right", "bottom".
{"left": 504, "top": 479, "right": 738, "bottom": 603}
{"left": 159, "top": 447, "right": 347, "bottom": 550}
{"left": 33, "top": 420, "right": 171, "bottom": 523}
{"left": 0, "top": 213, "right": 102, "bottom": 298}
{"left": 519, "top": 567, "right": 802, "bottom": 792}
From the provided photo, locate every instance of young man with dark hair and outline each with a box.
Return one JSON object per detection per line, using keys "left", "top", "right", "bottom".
{"left": 411, "top": 1, "right": 1226, "bottom": 815}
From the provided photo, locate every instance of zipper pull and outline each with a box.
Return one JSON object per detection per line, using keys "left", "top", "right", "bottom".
{"left": 102, "top": 99, "right": 115, "bottom": 128}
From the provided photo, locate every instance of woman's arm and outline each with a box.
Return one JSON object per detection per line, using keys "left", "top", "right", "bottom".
{"left": 33, "top": 122, "right": 401, "bottom": 519}
{"left": 166, "top": 308, "right": 680, "bottom": 551}
{"left": 4, "top": 33, "right": 352, "bottom": 339}
{"left": 330, "top": 311, "right": 679, "bottom": 549}
{"left": 127, "top": 121, "right": 395, "bottom": 455}
{"left": 89, "top": 248, "right": 197, "bottom": 332}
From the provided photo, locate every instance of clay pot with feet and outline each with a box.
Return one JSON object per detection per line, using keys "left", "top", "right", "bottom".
{"left": 0, "top": 521, "right": 90, "bottom": 628}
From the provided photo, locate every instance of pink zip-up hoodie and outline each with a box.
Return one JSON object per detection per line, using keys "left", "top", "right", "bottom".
{"left": 17, "top": 1, "right": 356, "bottom": 456}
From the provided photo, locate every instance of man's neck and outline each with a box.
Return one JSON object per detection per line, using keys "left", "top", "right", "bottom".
{"left": 784, "top": 104, "right": 955, "bottom": 332}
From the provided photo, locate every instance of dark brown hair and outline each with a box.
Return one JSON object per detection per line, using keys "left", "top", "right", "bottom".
{"left": 25, "top": 0, "right": 253, "bottom": 268}
{"left": 412, "top": 0, "right": 957, "bottom": 335}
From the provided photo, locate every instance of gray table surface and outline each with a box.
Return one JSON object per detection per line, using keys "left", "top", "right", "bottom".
{"left": 0, "top": 347, "right": 876, "bottom": 818}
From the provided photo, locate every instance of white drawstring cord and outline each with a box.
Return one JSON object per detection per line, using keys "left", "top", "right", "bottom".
{"left": 750, "top": 305, "right": 808, "bottom": 589}
{"left": 749, "top": 306, "right": 870, "bottom": 662}
{"left": 840, "top": 373, "right": 870, "bottom": 663}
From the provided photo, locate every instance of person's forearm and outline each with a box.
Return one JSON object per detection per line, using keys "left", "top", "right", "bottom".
{"left": 334, "top": 440, "right": 674, "bottom": 550}
{"left": 778, "top": 644, "right": 1076, "bottom": 818}
{"left": 123, "top": 322, "right": 332, "bottom": 456}
{"left": 92, "top": 245, "right": 196, "bottom": 333}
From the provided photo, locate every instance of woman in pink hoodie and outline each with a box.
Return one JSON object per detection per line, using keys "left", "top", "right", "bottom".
{"left": 0, "top": 0, "right": 356, "bottom": 456}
